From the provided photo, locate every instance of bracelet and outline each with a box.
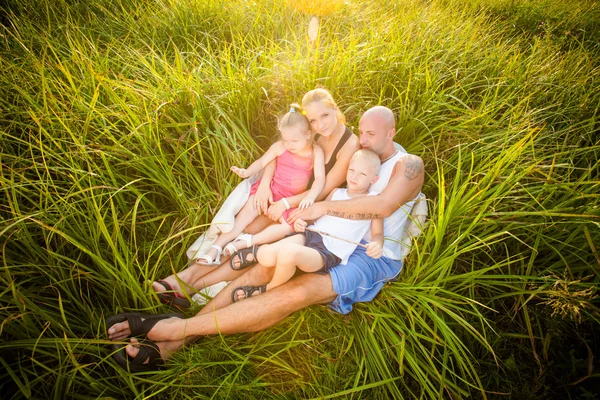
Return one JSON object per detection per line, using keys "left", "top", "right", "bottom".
{"left": 282, "top": 198, "right": 291, "bottom": 210}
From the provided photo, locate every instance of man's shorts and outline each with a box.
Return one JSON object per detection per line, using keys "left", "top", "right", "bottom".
{"left": 288, "top": 231, "right": 342, "bottom": 272}
{"left": 328, "top": 241, "right": 403, "bottom": 314}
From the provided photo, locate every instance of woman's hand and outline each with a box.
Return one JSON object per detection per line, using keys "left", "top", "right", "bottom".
{"left": 298, "top": 196, "right": 315, "bottom": 210}
{"left": 267, "top": 199, "right": 286, "bottom": 222}
{"left": 365, "top": 242, "right": 383, "bottom": 259}
{"left": 254, "top": 183, "right": 273, "bottom": 215}
{"left": 294, "top": 218, "right": 307, "bottom": 233}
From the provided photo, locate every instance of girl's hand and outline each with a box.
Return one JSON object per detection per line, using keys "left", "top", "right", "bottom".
{"left": 267, "top": 199, "right": 286, "bottom": 222}
{"left": 298, "top": 196, "right": 315, "bottom": 210}
{"left": 254, "top": 184, "right": 273, "bottom": 215}
{"left": 230, "top": 166, "right": 249, "bottom": 178}
{"left": 294, "top": 218, "right": 307, "bottom": 233}
{"left": 365, "top": 242, "right": 383, "bottom": 259}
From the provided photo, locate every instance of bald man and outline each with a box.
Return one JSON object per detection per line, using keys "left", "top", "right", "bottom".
{"left": 107, "top": 106, "right": 425, "bottom": 368}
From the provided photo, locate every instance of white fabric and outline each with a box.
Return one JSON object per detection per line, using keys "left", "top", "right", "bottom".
{"left": 363, "top": 143, "right": 428, "bottom": 260}
{"left": 310, "top": 189, "right": 378, "bottom": 265}
{"left": 186, "top": 173, "right": 260, "bottom": 261}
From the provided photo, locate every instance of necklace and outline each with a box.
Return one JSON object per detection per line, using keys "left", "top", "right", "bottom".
{"left": 381, "top": 149, "right": 398, "bottom": 163}
{"left": 324, "top": 124, "right": 343, "bottom": 143}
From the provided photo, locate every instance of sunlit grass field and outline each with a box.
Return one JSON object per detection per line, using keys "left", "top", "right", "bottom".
{"left": 1, "top": 0, "right": 599, "bottom": 398}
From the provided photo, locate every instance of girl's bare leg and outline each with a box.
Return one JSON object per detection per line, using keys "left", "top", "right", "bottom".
{"left": 205, "top": 197, "right": 259, "bottom": 260}
{"left": 228, "top": 219, "right": 294, "bottom": 254}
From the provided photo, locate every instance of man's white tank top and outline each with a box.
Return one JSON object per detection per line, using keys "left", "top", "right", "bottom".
{"left": 310, "top": 188, "right": 378, "bottom": 265}
{"left": 363, "top": 143, "right": 417, "bottom": 260}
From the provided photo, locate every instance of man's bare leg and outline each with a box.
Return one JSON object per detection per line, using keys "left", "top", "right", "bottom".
{"left": 108, "top": 271, "right": 337, "bottom": 343}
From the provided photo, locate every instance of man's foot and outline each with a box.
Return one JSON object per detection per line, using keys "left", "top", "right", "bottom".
{"left": 107, "top": 313, "right": 184, "bottom": 341}
{"left": 111, "top": 337, "right": 182, "bottom": 372}
{"left": 125, "top": 337, "right": 180, "bottom": 363}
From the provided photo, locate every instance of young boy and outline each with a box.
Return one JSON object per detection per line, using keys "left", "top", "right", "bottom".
{"left": 231, "top": 149, "right": 383, "bottom": 301}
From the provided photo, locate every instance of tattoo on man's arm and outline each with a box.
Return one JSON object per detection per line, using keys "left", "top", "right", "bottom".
{"left": 326, "top": 211, "right": 381, "bottom": 220}
{"left": 404, "top": 156, "right": 424, "bottom": 181}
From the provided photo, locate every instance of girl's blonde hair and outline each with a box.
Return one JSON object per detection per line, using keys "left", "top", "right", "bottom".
{"left": 278, "top": 103, "right": 310, "bottom": 133}
{"left": 301, "top": 88, "right": 346, "bottom": 125}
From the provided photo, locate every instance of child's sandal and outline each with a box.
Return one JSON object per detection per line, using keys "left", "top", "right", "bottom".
{"left": 231, "top": 284, "right": 267, "bottom": 303}
{"left": 223, "top": 233, "right": 253, "bottom": 257}
{"left": 230, "top": 245, "right": 259, "bottom": 271}
{"left": 195, "top": 245, "right": 223, "bottom": 266}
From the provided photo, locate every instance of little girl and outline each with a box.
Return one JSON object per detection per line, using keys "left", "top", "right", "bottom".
{"left": 196, "top": 104, "right": 325, "bottom": 265}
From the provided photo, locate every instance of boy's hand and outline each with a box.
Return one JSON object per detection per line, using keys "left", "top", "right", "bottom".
{"left": 298, "top": 196, "right": 315, "bottom": 210}
{"left": 365, "top": 242, "right": 383, "bottom": 259}
{"left": 294, "top": 218, "right": 307, "bottom": 233}
{"left": 230, "top": 166, "right": 249, "bottom": 178}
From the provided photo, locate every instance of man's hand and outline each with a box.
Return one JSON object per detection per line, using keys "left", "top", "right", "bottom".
{"left": 230, "top": 166, "right": 249, "bottom": 178}
{"left": 293, "top": 218, "right": 307, "bottom": 233}
{"left": 365, "top": 242, "right": 383, "bottom": 259}
{"left": 288, "top": 202, "right": 326, "bottom": 224}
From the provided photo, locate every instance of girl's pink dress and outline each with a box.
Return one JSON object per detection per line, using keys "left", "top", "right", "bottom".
{"left": 249, "top": 149, "right": 314, "bottom": 223}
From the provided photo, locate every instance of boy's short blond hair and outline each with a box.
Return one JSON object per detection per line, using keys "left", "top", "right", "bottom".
{"left": 350, "top": 149, "right": 381, "bottom": 176}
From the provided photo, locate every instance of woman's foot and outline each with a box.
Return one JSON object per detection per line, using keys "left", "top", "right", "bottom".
{"left": 152, "top": 280, "right": 191, "bottom": 309}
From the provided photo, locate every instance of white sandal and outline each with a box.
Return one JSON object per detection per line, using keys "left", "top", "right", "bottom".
{"left": 223, "top": 233, "right": 253, "bottom": 257}
{"left": 195, "top": 245, "right": 223, "bottom": 266}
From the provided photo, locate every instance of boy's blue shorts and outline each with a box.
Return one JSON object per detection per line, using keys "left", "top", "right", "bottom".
{"left": 328, "top": 241, "right": 403, "bottom": 314}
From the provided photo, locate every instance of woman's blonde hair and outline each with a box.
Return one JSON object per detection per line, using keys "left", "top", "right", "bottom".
{"left": 278, "top": 103, "right": 310, "bottom": 133}
{"left": 301, "top": 88, "right": 346, "bottom": 125}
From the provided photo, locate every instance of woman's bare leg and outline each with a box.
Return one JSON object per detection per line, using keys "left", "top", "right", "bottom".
{"left": 151, "top": 263, "right": 216, "bottom": 296}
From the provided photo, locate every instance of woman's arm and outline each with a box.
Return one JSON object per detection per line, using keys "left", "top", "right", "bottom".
{"left": 299, "top": 145, "right": 326, "bottom": 209}
{"left": 231, "top": 142, "right": 284, "bottom": 179}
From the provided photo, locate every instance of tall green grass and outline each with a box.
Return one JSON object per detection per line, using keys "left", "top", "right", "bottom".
{"left": 1, "top": 0, "right": 599, "bottom": 398}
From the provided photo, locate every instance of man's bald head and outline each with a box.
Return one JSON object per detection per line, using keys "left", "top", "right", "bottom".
{"left": 358, "top": 105, "right": 397, "bottom": 157}
{"left": 361, "top": 106, "right": 396, "bottom": 132}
